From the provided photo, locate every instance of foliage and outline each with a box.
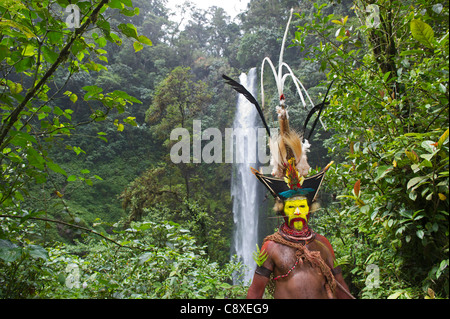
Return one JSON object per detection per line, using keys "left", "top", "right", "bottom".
{"left": 1, "top": 215, "right": 246, "bottom": 298}
{"left": 45, "top": 219, "right": 246, "bottom": 299}
{"left": 0, "top": 0, "right": 149, "bottom": 239}
{"left": 295, "top": 0, "right": 449, "bottom": 298}
{"left": 146, "top": 66, "right": 211, "bottom": 140}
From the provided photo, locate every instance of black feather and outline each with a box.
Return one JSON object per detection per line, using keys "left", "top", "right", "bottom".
{"left": 222, "top": 74, "right": 271, "bottom": 137}
{"left": 303, "top": 80, "right": 334, "bottom": 141}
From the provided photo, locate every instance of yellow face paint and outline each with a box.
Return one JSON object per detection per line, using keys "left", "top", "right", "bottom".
{"left": 283, "top": 197, "right": 309, "bottom": 230}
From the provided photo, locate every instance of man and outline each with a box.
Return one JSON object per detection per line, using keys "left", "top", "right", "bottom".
{"left": 222, "top": 9, "right": 353, "bottom": 298}
{"left": 246, "top": 192, "right": 353, "bottom": 299}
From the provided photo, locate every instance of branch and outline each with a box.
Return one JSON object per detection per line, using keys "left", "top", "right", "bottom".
{"left": 0, "top": 214, "right": 151, "bottom": 252}
{"left": 0, "top": 0, "right": 109, "bottom": 150}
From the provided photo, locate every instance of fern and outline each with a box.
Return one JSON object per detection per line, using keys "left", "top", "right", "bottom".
{"left": 253, "top": 244, "right": 268, "bottom": 267}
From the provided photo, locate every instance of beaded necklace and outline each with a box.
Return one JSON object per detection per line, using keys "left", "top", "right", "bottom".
{"left": 278, "top": 222, "right": 315, "bottom": 243}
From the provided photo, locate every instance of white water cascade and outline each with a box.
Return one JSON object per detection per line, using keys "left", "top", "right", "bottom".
{"left": 231, "top": 68, "right": 263, "bottom": 284}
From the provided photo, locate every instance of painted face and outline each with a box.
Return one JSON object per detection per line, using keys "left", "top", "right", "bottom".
{"left": 283, "top": 197, "right": 310, "bottom": 230}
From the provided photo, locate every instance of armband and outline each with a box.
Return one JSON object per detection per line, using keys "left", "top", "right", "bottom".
{"left": 255, "top": 265, "right": 272, "bottom": 278}
{"left": 332, "top": 266, "right": 342, "bottom": 275}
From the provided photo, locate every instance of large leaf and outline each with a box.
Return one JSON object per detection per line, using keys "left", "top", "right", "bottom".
{"left": 437, "top": 129, "right": 449, "bottom": 149}
{"left": 0, "top": 239, "right": 22, "bottom": 262}
{"left": 28, "top": 245, "right": 49, "bottom": 261}
{"left": 47, "top": 161, "right": 67, "bottom": 176}
{"left": 41, "top": 46, "right": 59, "bottom": 64}
{"left": 407, "top": 176, "right": 429, "bottom": 190}
{"left": 410, "top": 19, "right": 434, "bottom": 48}
{"left": 374, "top": 165, "right": 393, "bottom": 182}
{"left": 117, "top": 23, "right": 138, "bottom": 40}
{"left": 0, "top": 19, "right": 36, "bottom": 38}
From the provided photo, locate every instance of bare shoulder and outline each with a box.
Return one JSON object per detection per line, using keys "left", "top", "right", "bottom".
{"left": 260, "top": 239, "right": 276, "bottom": 255}
{"left": 313, "top": 233, "right": 335, "bottom": 257}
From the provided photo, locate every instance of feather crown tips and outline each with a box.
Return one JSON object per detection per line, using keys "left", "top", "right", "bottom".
{"left": 223, "top": 8, "right": 334, "bottom": 199}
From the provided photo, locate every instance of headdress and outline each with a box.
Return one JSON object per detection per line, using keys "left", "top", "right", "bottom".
{"left": 223, "top": 9, "right": 333, "bottom": 203}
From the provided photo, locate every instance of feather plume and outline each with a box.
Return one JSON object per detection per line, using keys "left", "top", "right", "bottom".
{"left": 282, "top": 131, "right": 303, "bottom": 165}
{"left": 222, "top": 74, "right": 271, "bottom": 137}
{"left": 269, "top": 135, "right": 286, "bottom": 178}
{"left": 297, "top": 152, "right": 311, "bottom": 177}
{"left": 269, "top": 131, "right": 311, "bottom": 177}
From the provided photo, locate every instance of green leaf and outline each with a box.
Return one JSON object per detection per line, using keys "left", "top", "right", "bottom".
{"left": 118, "top": 23, "right": 138, "bottom": 40}
{"left": 0, "top": 19, "right": 36, "bottom": 38}
{"left": 109, "top": 0, "right": 123, "bottom": 9}
{"left": 57, "top": 273, "right": 66, "bottom": 285}
{"left": 410, "top": 19, "right": 434, "bottom": 48}
{"left": 139, "top": 252, "right": 153, "bottom": 264}
{"left": 0, "top": 45, "right": 9, "bottom": 60}
{"left": 387, "top": 291, "right": 403, "bottom": 299}
{"left": 437, "top": 129, "right": 449, "bottom": 149}
{"left": 28, "top": 245, "right": 48, "bottom": 260}
{"left": 0, "top": 239, "right": 22, "bottom": 262}
{"left": 27, "top": 148, "right": 45, "bottom": 169}
{"left": 70, "top": 93, "right": 78, "bottom": 103}
{"left": 416, "top": 230, "right": 424, "bottom": 239}
{"left": 15, "top": 57, "right": 34, "bottom": 73}
{"left": 407, "top": 176, "right": 429, "bottom": 190}
{"left": 124, "top": 116, "right": 137, "bottom": 126}
{"left": 47, "top": 161, "right": 67, "bottom": 176}
{"left": 374, "top": 165, "right": 393, "bottom": 182}
{"left": 400, "top": 49, "right": 425, "bottom": 56}
{"left": 73, "top": 146, "right": 85, "bottom": 155}
{"left": 48, "top": 31, "right": 64, "bottom": 45}
{"left": 112, "top": 90, "right": 142, "bottom": 104}
{"left": 138, "top": 35, "right": 152, "bottom": 46}
{"left": 421, "top": 140, "right": 436, "bottom": 153}
{"left": 252, "top": 244, "right": 268, "bottom": 267}
{"left": 121, "top": 0, "right": 133, "bottom": 7}
{"left": 0, "top": 0, "right": 27, "bottom": 12}
{"left": 21, "top": 44, "right": 35, "bottom": 57}
{"left": 82, "top": 85, "right": 103, "bottom": 94}
{"left": 83, "top": 85, "right": 103, "bottom": 100}
{"left": 10, "top": 131, "right": 37, "bottom": 147}
{"left": 133, "top": 41, "right": 144, "bottom": 52}
{"left": 41, "top": 46, "right": 59, "bottom": 64}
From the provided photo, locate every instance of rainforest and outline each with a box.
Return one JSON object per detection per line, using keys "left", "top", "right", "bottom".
{"left": 0, "top": 0, "right": 448, "bottom": 300}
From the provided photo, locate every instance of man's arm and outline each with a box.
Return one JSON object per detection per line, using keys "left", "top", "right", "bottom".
{"left": 334, "top": 271, "right": 354, "bottom": 299}
{"left": 246, "top": 273, "right": 270, "bottom": 299}
{"left": 246, "top": 241, "right": 274, "bottom": 299}
{"left": 315, "top": 234, "right": 355, "bottom": 299}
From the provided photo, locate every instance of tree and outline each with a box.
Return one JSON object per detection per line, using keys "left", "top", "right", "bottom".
{"left": 0, "top": 0, "right": 151, "bottom": 297}
{"left": 145, "top": 66, "right": 211, "bottom": 198}
{"left": 146, "top": 66, "right": 210, "bottom": 131}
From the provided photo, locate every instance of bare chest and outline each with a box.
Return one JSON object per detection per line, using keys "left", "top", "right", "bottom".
{"left": 270, "top": 242, "right": 332, "bottom": 298}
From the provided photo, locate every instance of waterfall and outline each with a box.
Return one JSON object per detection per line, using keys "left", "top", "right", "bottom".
{"left": 231, "top": 67, "right": 262, "bottom": 285}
